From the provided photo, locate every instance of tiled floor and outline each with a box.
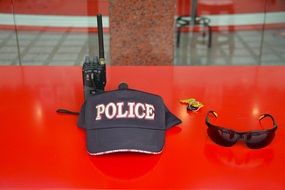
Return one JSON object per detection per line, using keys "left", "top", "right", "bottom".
{"left": 0, "top": 29, "right": 110, "bottom": 65}
{"left": 175, "top": 29, "right": 285, "bottom": 65}
{"left": 0, "top": 29, "right": 284, "bottom": 65}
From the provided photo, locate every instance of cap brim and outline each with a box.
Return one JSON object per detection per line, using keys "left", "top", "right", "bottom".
{"left": 86, "top": 127, "right": 165, "bottom": 155}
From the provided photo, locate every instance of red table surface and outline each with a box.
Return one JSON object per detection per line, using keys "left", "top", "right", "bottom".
{"left": 0, "top": 66, "right": 284, "bottom": 189}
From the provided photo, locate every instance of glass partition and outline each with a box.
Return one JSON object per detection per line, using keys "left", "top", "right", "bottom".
{"left": 0, "top": 0, "right": 284, "bottom": 66}
{"left": 0, "top": 0, "right": 20, "bottom": 65}
{"left": 260, "top": 0, "right": 285, "bottom": 65}
{"left": 175, "top": 0, "right": 285, "bottom": 65}
{"left": 11, "top": 0, "right": 109, "bottom": 65}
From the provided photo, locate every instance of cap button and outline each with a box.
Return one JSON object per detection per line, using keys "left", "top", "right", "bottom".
{"left": 118, "top": 82, "right": 128, "bottom": 90}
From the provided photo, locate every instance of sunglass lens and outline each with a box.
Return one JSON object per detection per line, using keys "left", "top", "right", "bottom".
{"left": 245, "top": 132, "right": 275, "bottom": 149}
{"left": 207, "top": 127, "right": 238, "bottom": 147}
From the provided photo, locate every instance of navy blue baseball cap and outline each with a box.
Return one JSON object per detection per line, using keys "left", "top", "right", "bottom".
{"left": 78, "top": 84, "right": 181, "bottom": 155}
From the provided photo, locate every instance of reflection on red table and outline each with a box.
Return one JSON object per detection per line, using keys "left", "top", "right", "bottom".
{"left": 0, "top": 66, "right": 284, "bottom": 188}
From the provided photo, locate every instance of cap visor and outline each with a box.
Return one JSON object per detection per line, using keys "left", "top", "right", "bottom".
{"left": 86, "top": 127, "right": 165, "bottom": 155}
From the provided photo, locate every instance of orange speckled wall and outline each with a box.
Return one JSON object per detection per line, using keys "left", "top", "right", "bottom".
{"left": 109, "top": 0, "right": 176, "bottom": 65}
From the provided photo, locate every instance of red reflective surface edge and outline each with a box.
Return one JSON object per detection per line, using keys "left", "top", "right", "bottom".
{"left": 0, "top": 66, "right": 284, "bottom": 188}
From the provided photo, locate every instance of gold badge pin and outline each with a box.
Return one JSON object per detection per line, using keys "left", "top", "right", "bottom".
{"left": 180, "top": 98, "right": 204, "bottom": 112}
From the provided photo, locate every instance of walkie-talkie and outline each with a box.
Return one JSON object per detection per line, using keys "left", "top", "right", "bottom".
{"left": 82, "top": 14, "right": 106, "bottom": 99}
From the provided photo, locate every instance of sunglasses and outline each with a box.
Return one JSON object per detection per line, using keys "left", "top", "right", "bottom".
{"left": 205, "top": 111, "right": 278, "bottom": 149}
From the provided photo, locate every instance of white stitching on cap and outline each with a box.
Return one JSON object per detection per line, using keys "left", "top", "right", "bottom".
{"left": 88, "top": 149, "right": 162, "bottom": 155}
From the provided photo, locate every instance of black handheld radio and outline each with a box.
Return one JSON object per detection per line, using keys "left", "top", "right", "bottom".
{"left": 82, "top": 14, "right": 106, "bottom": 99}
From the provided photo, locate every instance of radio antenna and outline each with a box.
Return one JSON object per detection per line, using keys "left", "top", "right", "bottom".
{"left": 97, "top": 14, "right": 105, "bottom": 65}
